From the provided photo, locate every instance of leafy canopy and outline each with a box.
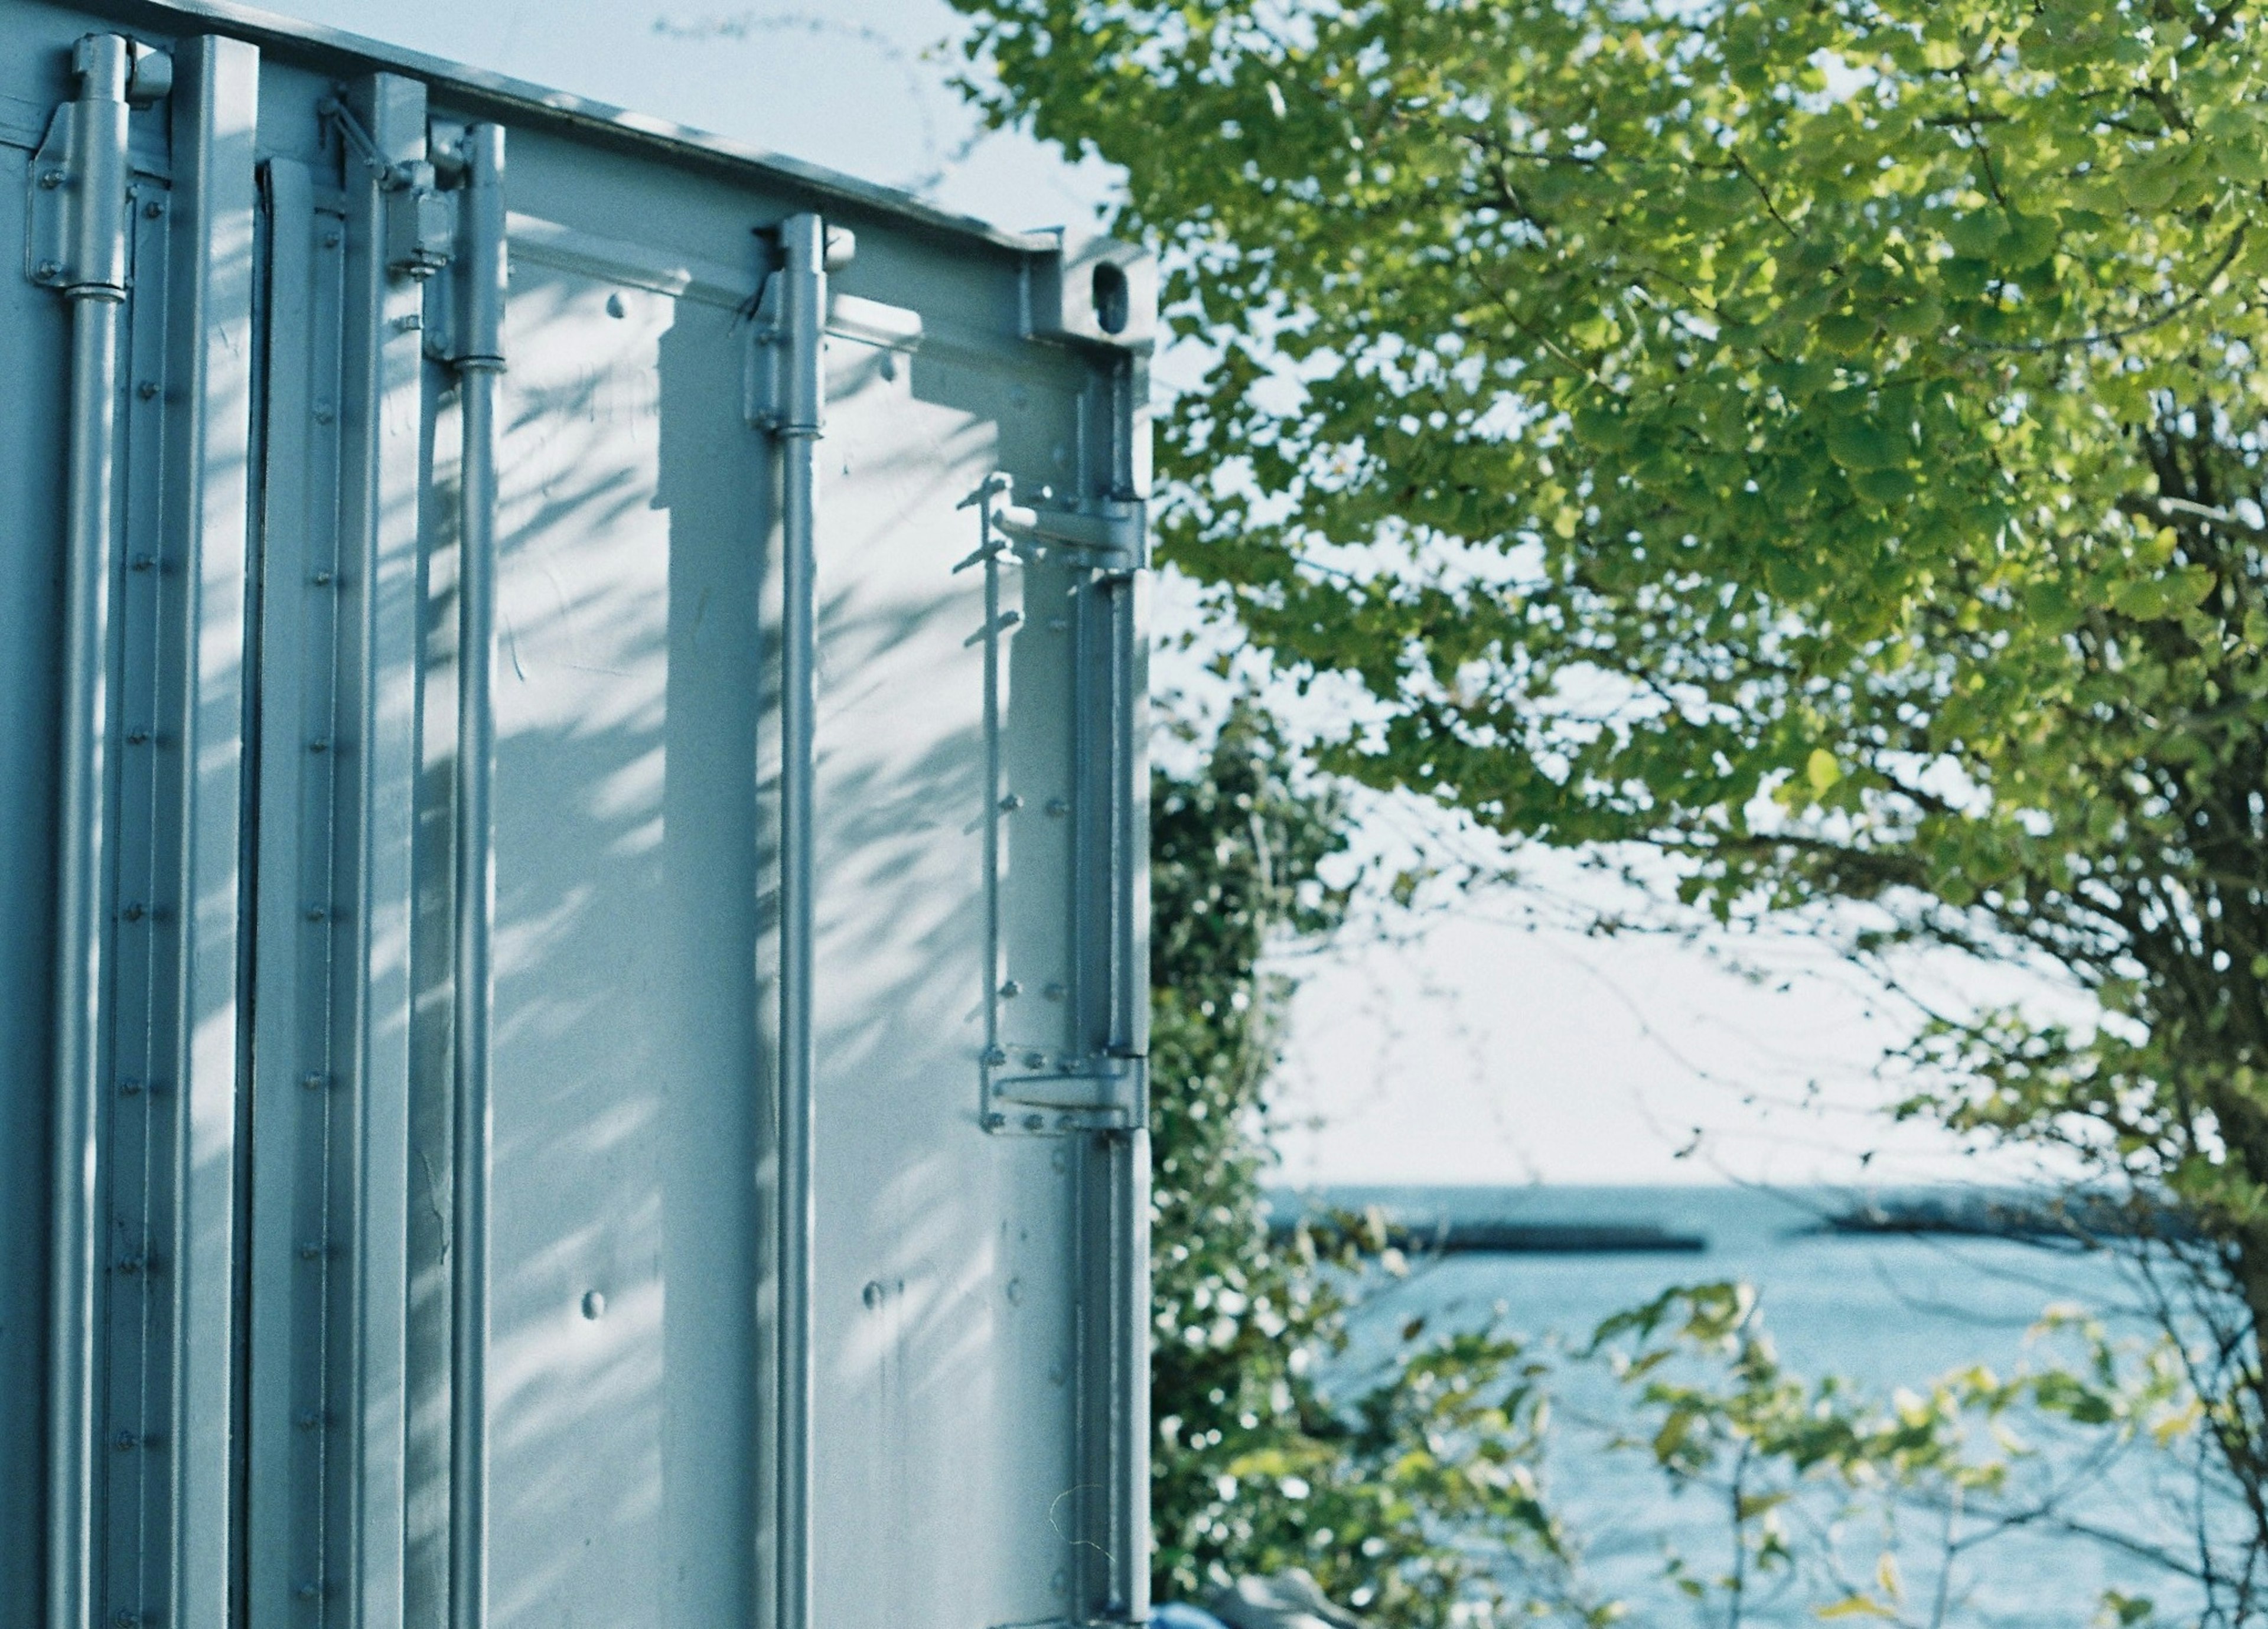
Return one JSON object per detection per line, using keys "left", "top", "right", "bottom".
{"left": 960, "top": 0, "right": 2268, "bottom": 1233}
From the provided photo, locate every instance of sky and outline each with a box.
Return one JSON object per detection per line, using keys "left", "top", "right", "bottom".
{"left": 247, "top": 0, "right": 2034, "bottom": 1190}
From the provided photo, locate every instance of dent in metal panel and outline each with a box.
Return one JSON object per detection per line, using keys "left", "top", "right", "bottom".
{"left": 483, "top": 230, "right": 764, "bottom": 1629}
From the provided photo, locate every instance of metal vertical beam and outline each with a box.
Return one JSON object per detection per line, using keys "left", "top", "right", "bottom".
{"left": 448, "top": 120, "right": 505, "bottom": 1629}
{"left": 1107, "top": 1126, "right": 1151, "bottom": 1622}
{"left": 243, "top": 153, "right": 320, "bottom": 1629}
{"left": 47, "top": 36, "right": 135, "bottom": 1629}
{"left": 772, "top": 209, "right": 827, "bottom": 1629}
{"left": 334, "top": 72, "right": 433, "bottom": 1629}
{"left": 161, "top": 35, "right": 260, "bottom": 1629}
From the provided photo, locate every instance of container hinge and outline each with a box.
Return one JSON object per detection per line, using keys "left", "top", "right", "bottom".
{"left": 745, "top": 223, "right": 855, "bottom": 430}
{"left": 24, "top": 37, "right": 171, "bottom": 293}
{"left": 317, "top": 95, "right": 453, "bottom": 278}
{"left": 982, "top": 1051, "right": 1144, "bottom": 1135}
{"left": 989, "top": 499, "right": 1145, "bottom": 572}
{"left": 744, "top": 269, "right": 786, "bottom": 429}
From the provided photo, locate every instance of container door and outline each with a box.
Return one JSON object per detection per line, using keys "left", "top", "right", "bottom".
{"left": 807, "top": 305, "right": 1151, "bottom": 1629}
{"left": 240, "top": 81, "right": 774, "bottom": 1629}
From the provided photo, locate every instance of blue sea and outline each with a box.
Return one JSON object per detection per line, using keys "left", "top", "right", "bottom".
{"left": 1271, "top": 1184, "right": 2223, "bottom": 1626}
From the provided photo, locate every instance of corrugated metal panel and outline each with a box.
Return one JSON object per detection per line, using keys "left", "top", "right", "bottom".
{"left": 0, "top": 10, "right": 1153, "bottom": 1628}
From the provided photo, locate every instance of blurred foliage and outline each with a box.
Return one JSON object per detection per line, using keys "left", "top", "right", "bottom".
{"left": 1146, "top": 729, "right": 2215, "bottom": 1625}
{"left": 1589, "top": 1284, "right": 2207, "bottom": 1627}
{"left": 956, "top": 0, "right": 2268, "bottom": 1609}
{"left": 1147, "top": 708, "right": 1593, "bottom": 1621}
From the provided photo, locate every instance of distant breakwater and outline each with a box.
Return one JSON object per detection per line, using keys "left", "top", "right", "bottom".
{"left": 1266, "top": 1206, "right": 1707, "bottom": 1255}
{"left": 1802, "top": 1191, "right": 2185, "bottom": 1246}
{"left": 1265, "top": 1185, "right": 2182, "bottom": 1259}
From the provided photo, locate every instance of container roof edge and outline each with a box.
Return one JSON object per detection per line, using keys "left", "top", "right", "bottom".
{"left": 71, "top": 0, "right": 1071, "bottom": 255}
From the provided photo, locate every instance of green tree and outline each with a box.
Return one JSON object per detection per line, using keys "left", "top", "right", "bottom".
{"left": 956, "top": 0, "right": 2268, "bottom": 1601}
{"left": 1146, "top": 708, "right": 1583, "bottom": 1620}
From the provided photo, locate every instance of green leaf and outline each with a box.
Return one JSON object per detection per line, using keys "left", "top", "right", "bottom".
{"left": 1817, "top": 310, "right": 1874, "bottom": 354}
{"left": 1853, "top": 467, "right": 1916, "bottom": 504}
{"left": 1816, "top": 1598, "right": 1897, "bottom": 1621}
{"left": 1945, "top": 211, "right": 2007, "bottom": 258}
{"left": 1824, "top": 418, "right": 1901, "bottom": 472}
{"left": 2002, "top": 213, "right": 2060, "bottom": 269}
{"left": 1880, "top": 295, "right": 1943, "bottom": 338}
{"left": 1806, "top": 748, "right": 1843, "bottom": 794}
{"left": 1572, "top": 404, "right": 1637, "bottom": 452}
{"left": 2111, "top": 579, "right": 2171, "bottom": 620}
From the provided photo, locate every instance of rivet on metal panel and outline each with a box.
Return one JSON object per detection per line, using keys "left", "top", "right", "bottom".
{"left": 125, "top": 728, "right": 149, "bottom": 744}
{"left": 605, "top": 293, "right": 626, "bottom": 318}
{"left": 129, "top": 553, "right": 154, "bottom": 572}
{"left": 38, "top": 169, "right": 64, "bottom": 189}
{"left": 1045, "top": 797, "right": 1070, "bottom": 816}
{"left": 135, "top": 379, "right": 157, "bottom": 399}
{"left": 314, "top": 401, "right": 334, "bottom": 423}
{"left": 311, "top": 569, "right": 333, "bottom": 585}
{"left": 308, "top": 737, "right": 330, "bottom": 752}
{"left": 142, "top": 199, "right": 163, "bottom": 219}
{"left": 322, "top": 228, "right": 341, "bottom": 248}
{"left": 113, "top": 1431, "right": 138, "bottom": 1452}
{"left": 1051, "top": 1149, "right": 1068, "bottom": 1173}
{"left": 1044, "top": 982, "right": 1067, "bottom": 1001}
{"left": 298, "top": 1241, "right": 324, "bottom": 1260}
{"left": 295, "top": 1412, "right": 324, "bottom": 1431}
{"left": 983, "top": 1113, "right": 1006, "bottom": 1131}
{"left": 113, "top": 1611, "right": 141, "bottom": 1627}
{"left": 982, "top": 1046, "right": 1008, "bottom": 1067}
{"left": 861, "top": 1281, "right": 884, "bottom": 1310}
{"left": 999, "top": 793, "right": 1024, "bottom": 812}
{"left": 581, "top": 1291, "right": 605, "bottom": 1320}
{"left": 304, "top": 905, "right": 328, "bottom": 923}
{"left": 300, "top": 1071, "right": 328, "bottom": 1091}
{"left": 296, "top": 1582, "right": 324, "bottom": 1601}
{"left": 120, "top": 901, "right": 146, "bottom": 922}
{"left": 1023, "top": 1113, "right": 1044, "bottom": 1131}
{"left": 31, "top": 260, "right": 60, "bottom": 282}
{"left": 117, "top": 1078, "right": 141, "bottom": 1097}
{"left": 1005, "top": 1277, "right": 1023, "bottom": 1305}
{"left": 116, "top": 1255, "right": 143, "bottom": 1276}
{"left": 999, "top": 980, "right": 1022, "bottom": 999}
{"left": 1024, "top": 1052, "right": 1047, "bottom": 1070}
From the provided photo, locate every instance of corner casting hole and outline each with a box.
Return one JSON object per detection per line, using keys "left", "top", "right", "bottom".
{"left": 1091, "top": 262, "right": 1129, "bottom": 335}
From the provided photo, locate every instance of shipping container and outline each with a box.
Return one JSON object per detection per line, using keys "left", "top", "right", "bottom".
{"left": 0, "top": 5, "right": 1153, "bottom": 1626}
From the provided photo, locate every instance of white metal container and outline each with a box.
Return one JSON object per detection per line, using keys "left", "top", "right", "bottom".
{"left": 0, "top": 7, "right": 1153, "bottom": 1627}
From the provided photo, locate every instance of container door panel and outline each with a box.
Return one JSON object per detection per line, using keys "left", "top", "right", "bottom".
{"left": 485, "top": 226, "right": 768, "bottom": 1629}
